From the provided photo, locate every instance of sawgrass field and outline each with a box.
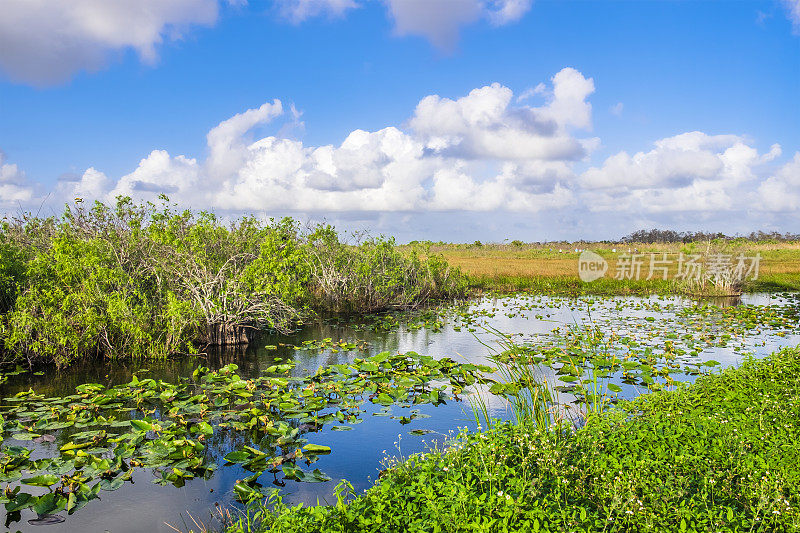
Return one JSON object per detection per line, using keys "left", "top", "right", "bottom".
{"left": 412, "top": 240, "right": 800, "bottom": 294}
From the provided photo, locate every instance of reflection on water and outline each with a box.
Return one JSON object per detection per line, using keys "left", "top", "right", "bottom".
{"left": 1, "top": 293, "right": 798, "bottom": 532}
{"left": 695, "top": 295, "right": 743, "bottom": 308}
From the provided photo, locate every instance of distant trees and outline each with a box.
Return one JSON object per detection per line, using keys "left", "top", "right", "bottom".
{"left": 621, "top": 229, "right": 800, "bottom": 244}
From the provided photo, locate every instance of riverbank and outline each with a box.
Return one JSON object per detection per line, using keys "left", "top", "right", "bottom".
{"left": 226, "top": 344, "right": 800, "bottom": 533}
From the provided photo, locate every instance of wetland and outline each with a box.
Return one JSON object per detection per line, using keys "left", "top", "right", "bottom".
{"left": 1, "top": 292, "right": 799, "bottom": 531}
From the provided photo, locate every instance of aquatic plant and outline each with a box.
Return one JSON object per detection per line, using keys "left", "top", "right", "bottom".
{"left": 0, "top": 352, "right": 489, "bottom": 524}
{"left": 470, "top": 326, "right": 556, "bottom": 431}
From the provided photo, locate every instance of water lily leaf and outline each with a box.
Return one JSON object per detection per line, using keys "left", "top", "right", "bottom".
{"left": 39, "top": 421, "right": 74, "bottom": 431}
{"left": 300, "top": 468, "right": 331, "bottom": 483}
{"left": 12, "top": 432, "right": 40, "bottom": 441}
{"left": 224, "top": 451, "right": 250, "bottom": 464}
{"left": 22, "top": 474, "right": 60, "bottom": 487}
{"left": 60, "top": 441, "right": 91, "bottom": 451}
{"left": 130, "top": 419, "right": 152, "bottom": 432}
{"left": 192, "top": 422, "right": 213, "bottom": 436}
{"left": 5, "top": 492, "right": 34, "bottom": 512}
{"left": 370, "top": 352, "right": 390, "bottom": 364}
{"left": 302, "top": 444, "right": 331, "bottom": 454}
{"left": 99, "top": 477, "right": 125, "bottom": 491}
{"left": 233, "top": 481, "right": 263, "bottom": 502}
{"left": 75, "top": 383, "right": 105, "bottom": 394}
{"left": 32, "top": 493, "right": 67, "bottom": 517}
{"left": 374, "top": 393, "right": 393, "bottom": 405}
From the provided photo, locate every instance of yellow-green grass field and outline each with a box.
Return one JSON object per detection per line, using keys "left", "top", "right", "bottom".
{"left": 412, "top": 241, "right": 800, "bottom": 295}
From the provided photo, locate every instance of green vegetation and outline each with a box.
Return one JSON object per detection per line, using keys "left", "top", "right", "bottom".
{"left": 224, "top": 345, "right": 800, "bottom": 532}
{"left": 2, "top": 202, "right": 799, "bottom": 530}
{"left": 0, "top": 197, "right": 465, "bottom": 367}
{"left": 0, "top": 286, "right": 797, "bottom": 529}
{"left": 467, "top": 274, "right": 679, "bottom": 295}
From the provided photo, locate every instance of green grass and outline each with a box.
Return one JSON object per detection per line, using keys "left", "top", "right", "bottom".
{"left": 746, "top": 274, "right": 800, "bottom": 293}
{"left": 466, "top": 273, "right": 800, "bottom": 296}
{"left": 466, "top": 274, "right": 680, "bottom": 296}
{"left": 225, "top": 345, "right": 800, "bottom": 532}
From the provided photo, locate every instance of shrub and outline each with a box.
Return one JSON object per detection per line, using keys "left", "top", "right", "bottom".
{"left": 0, "top": 198, "right": 466, "bottom": 366}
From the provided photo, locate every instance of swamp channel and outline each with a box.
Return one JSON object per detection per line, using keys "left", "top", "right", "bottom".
{"left": 1, "top": 293, "right": 799, "bottom": 532}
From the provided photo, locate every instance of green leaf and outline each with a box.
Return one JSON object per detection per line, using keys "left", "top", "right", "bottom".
{"left": 130, "top": 419, "right": 153, "bottom": 432}
{"left": 192, "top": 421, "right": 213, "bottom": 436}
{"left": 33, "top": 493, "right": 66, "bottom": 516}
{"left": 302, "top": 444, "right": 331, "bottom": 454}
{"left": 224, "top": 450, "right": 250, "bottom": 464}
{"left": 99, "top": 477, "right": 125, "bottom": 491}
{"left": 11, "top": 432, "right": 40, "bottom": 441}
{"left": 21, "top": 474, "right": 60, "bottom": 487}
{"left": 60, "top": 441, "right": 92, "bottom": 451}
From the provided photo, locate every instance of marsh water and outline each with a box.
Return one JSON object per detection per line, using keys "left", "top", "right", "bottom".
{"left": 2, "top": 293, "right": 799, "bottom": 532}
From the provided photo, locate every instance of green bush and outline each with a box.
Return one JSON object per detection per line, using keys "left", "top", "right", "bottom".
{"left": 0, "top": 197, "right": 466, "bottom": 366}
{"left": 306, "top": 227, "right": 466, "bottom": 314}
{"left": 0, "top": 239, "right": 25, "bottom": 314}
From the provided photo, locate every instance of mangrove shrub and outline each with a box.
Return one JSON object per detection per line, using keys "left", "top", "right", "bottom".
{"left": 0, "top": 197, "right": 465, "bottom": 367}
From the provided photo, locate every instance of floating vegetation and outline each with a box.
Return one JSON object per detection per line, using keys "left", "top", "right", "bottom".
{"left": 451, "top": 293, "right": 800, "bottom": 431}
{"left": 285, "top": 338, "right": 370, "bottom": 352}
{"left": 0, "top": 352, "right": 489, "bottom": 524}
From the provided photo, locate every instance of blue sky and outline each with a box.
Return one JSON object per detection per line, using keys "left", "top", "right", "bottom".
{"left": 1, "top": 0, "right": 799, "bottom": 241}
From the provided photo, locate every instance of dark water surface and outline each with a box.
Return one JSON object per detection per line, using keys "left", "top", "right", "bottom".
{"left": 1, "top": 294, "right": 798, "bottom": 532}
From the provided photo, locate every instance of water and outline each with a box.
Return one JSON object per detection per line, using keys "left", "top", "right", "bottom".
{"left": 1, "top": 293, "right": 798, "bottom": 532}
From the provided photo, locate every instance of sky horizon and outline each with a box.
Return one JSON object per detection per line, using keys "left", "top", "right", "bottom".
{"left": 1, "top": 0, "right": 799, "bottom": 242}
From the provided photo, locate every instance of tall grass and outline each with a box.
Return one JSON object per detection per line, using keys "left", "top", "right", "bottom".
{"left": 471, "top": 321, "right": 627, "bottom": 431}
{"left": 470, "top": 326, "right": 557, "bottom": 430}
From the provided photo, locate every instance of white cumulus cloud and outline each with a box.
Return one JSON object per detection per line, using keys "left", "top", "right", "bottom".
{"left": 758, "top": 152, "right": 800, "bottom": 211}
{"left": 51, "top": 69, "right": 590, "bottom": 214}
{"left": 580, "top": 132, "right": 787, "bottom": 214}
{"left": 0, "top": 0, "right": 219, "bottom": 86}
{"left": 409, "top": 68, "right": 596, "bottom": 161}
{"left": 0, "top": 151, "right": 35, "bottom": 207}
{"left": 275, "top": 0, "right": 359, "bottom": 23}
{"left": 383, "top": 0, "right": 532, "bottom": 51}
